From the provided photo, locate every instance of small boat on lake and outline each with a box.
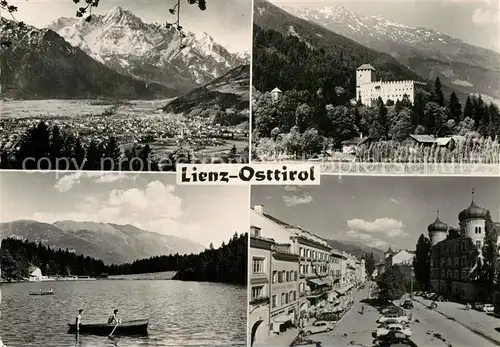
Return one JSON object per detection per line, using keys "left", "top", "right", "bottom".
{"left": 29, "top": 291, "right": 54, "bottom": 295}
{"left": 68, "top": 319, "right": 149, "bottom": 336}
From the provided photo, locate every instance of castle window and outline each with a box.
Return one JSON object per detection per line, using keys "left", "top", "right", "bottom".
{"left": 441, "top": 270, "right": 445, "bottom": 278}
{"left": 454, "top": 270, "right": 458, "bottom": 280}
{"left": 475, "top": 227, "right": 478, "bottom": 234}
{"left": 478, "top": 227, "right": 482, "bottom": 234}
{"left": 461, "top": 256, "right": 467, "bottom": 266}
{"left": 476, "top": 240, "right": 482, "bottom": 249}
{"left": 447, "top": 258, "right": 451, "bottom": 266}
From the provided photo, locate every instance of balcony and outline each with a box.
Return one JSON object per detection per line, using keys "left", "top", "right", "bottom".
{"left": 305, "top": 288, "right": 329, "bottom": 298}
{"left": 250, "top": 296, "right": 270, "bottom": 306}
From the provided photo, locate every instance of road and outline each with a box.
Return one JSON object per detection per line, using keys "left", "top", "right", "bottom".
{"left": 307, "top": 285, "right": 498, "bottom": 347}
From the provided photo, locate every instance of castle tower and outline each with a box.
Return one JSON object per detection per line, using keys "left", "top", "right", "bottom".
{"left": 428, "top": 209, "right": 448, "bottom": 246}
{"left": 356, "top": 64, "right": 376, "bottom": 102}
{"left": 271, "top": 87, "right": 282, "bottom": 102}
{"left": 458, "top": 189, "right": 487, "bottom": 250}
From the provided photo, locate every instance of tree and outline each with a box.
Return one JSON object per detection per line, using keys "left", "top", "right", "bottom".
{"left": 433, "top": 77, "right": 445, "bottom": 107}
{"left": 413, "top": 234, "right": 431, "bottom": 291}
{"left": 448, "top": 92, "right": 462, "bottom": 122}
{"left": 481, "top": 210, "right": 498, "bottom": 301}
{"left": 390, "top": 107, "right": 414, "bottom": 141}
{"left": 463, "top": 96, "right": 474, "bottom": 120}
{"left": 364, "top": 252, "right": 376, "bottom": 279}
{"left": 376, "top": 265, "right": 407, "bottom": 301}
{"left": 326, "top": 105, "right": 358, "bottom": 148}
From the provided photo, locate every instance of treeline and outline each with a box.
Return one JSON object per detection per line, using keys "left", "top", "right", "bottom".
{"left": 0, "top": 121, "right": 248, "bottom": 170}
{"left": 1, "top": 233, "right": 248, "bottom": 285}
{"left": 110, "top": 232, "right": 247, "bottom": 285}
{"left": 1, "top": 238, "right": 107, "bottom": 280}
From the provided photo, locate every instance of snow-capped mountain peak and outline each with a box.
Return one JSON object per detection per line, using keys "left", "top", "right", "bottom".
{"left": 47, "top": 6, "right": 248, "bottom": 91}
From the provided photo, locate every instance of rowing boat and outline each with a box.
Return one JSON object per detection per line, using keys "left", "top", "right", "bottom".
{"left": 67, "top": 319, "right": 149, "bottom": 336}
{"left": 29, "top": 292, "right": 54, "bottom": 295}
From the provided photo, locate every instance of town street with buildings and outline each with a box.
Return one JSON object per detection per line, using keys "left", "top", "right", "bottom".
{"left": 249, "top": 205, "right": 366, "bottom": 347}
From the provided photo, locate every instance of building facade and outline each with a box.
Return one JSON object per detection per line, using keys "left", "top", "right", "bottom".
{"left": 355, "top": 64, "right": 425, "bottom": 107}
{"left": 428, "top": 196, "right": 497, "bottom": 302}
{"left": 269, "top": 243, "right": 300, "bottom": 334}
{"left": 249, "top": 226, "right": 273, "bottom": 346}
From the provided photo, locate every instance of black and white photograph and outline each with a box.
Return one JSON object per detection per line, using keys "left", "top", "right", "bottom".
{"left": 249, "top": 176, "right": 500, "bottom": 347}
{"left": 0, "top": 171, "right": 248, "bottom": 346}
{"left": 251, "top": 0, "right": 500, "bottom": 174}
{"left": 0, "top": 0, "right": 251, "bottom": 171}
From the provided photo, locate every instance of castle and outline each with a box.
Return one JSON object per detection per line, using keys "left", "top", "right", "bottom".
{"left": 355, "top": 64, "right": 425, "bottom": 107}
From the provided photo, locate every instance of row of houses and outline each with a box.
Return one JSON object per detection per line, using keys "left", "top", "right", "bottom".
{"left": 249, "top": 205, "right": 366, "bottom": 346}
{"left": 342, "top": 134, "right": 467, "bottom": 155}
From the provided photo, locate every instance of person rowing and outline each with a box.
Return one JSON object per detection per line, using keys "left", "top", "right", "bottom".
{"left": 108, "top": 309, "right": 121, "bottom": 324}
{"left": 76, "top": 309, "right": 83, "bottom": 332}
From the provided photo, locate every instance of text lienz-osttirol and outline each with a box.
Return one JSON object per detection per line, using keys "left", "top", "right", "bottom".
{"left": 180, "top": 165, "right": 317, "bottom": 183}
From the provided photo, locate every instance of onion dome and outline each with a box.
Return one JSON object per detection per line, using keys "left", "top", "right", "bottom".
{"left": 428, "top": 217, "right": 448, "bottom": 233}
{"left": 458, "top": 200, "right": 488, "bottom": 222}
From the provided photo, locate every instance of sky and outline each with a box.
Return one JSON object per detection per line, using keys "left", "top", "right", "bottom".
{"left": 251, "top": 176, "right": 500, "bottom": 251}
{"left": 7, "top": 0, "right": 252, "bottom": 53}
{"left": 271, "top": 0, "right": 500, "bottom": 52}
{"left": 0, "top": 171, "right": 249, "bottom": 248}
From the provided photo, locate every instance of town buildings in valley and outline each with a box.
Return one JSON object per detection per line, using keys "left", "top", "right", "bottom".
{"left": 249, "top": 205, "right": 366, "bottom": 346}
{"left": 355, "top": 64, "right": 426, "bottom": 107}
{"left": 428, "top": 191, "right": 500, "bottom": 301}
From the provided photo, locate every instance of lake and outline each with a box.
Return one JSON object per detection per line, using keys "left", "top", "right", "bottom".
{"left": 0, "top": 280, "right": 246, "bottom": 347}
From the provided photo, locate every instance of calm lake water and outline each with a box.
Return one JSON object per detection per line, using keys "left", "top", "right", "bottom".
{"left": 0, "top": 280, "right": 246, "bottom": 347}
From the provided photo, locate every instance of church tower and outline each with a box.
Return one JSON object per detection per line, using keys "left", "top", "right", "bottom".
{"left": 428, "top": 209, "right": 448, "bottom": 246}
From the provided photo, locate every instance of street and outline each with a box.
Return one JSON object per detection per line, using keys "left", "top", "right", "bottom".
{"left": 305, "top": 286, "right": 499, "bottom": 347}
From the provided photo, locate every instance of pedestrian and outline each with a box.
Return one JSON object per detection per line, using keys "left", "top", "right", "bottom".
{"left": 361, "top": 305, "right": 364, "bottom": 314}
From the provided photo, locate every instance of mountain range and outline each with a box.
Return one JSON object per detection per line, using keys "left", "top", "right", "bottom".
{"left": 0, "top": 220, "right": 206, "bottom": 265}
{"left": 252, "top": 0, "right": 442, "bottom": 100}
{"left": 0, "top": 6, "right": 248, "bottom": 99}
{"left": 162, "top": 64, "right": 250, "bottom": 126}
{"left": 326, "top": 239, "right": 384, "bottom": 262}
{"left": 281, "top": 4, "right": 500, "bottom": 104}
{"left": 47, "top": 6, "right": 248, "bottom": 93}
{"left": 0, "top": 18, "right": 172, "bottom": 99}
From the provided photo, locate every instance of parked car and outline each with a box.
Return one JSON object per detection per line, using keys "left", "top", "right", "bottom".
{"left": 473, "top": 302, "right": 485, "bottom": 311}
{"left": 377, "top": 313, "right": 409, "bottom": 324}
{"left": 425, "top": 292, "right": 436, "bottom": 299}
{"left": 381, "top": 305, "right": 403, "bottom": 314}
{"left": 374, "top": 331, "right": 416, "bottom": 347}
{"left": 483, "top": 304, "right": 495, "bottom": 313}
{"left": 402, "top": 300, "right": 414, "bottom": 309}
{"left": 302, "top": 320, "right": 335, "bottom": 336}
{"left": 372, "top": 322, "right": 412, "bottom": 338}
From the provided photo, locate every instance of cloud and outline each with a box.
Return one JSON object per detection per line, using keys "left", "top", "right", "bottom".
{"left": 347, "top": 218, "right": 407, "bottom": 238}
{"left": 33, "top": 180, "right": 215, "bottom": 245}
{"left": 390, "top": 198, "right": 401, "bottom": 205}
{"left": 345, "top": 230, "right": 389, "bottom": 248}
{"left": 283, "top": 193, "right": 313, "bottom": 207}
{"left": 472, "top": 8, "right": 499, "bottom": 24}
{"left": 53, "top": 172, "right": 135, "bottom": 192}
{"left": 284, "top": 185, "right": 299, "bottom": 192}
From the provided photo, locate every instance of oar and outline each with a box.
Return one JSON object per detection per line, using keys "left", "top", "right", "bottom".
{"left": 109, "top": 321, "right": 119, "bottom": 338}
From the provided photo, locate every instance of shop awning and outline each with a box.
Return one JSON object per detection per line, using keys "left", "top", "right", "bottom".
{"left": 307, "top": 278, "right": 329, "bottom": 286}
{"left": 274, "top": 314, "right": 294, "bottom": 323}
{"left": 335, "top": 287, "right": 347, "bottom": 295}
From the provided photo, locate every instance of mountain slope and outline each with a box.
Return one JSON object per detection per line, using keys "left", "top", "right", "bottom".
{"left": 48, "top": 6, "right": 249, "bottom": 92}
{"left": 283, "top": 5, "right": 500, "bottom": 102}
{"left": 161, "top": 64, "right": 250, "bottom": 125}
{"left": 253, "top": 0, "right": 463, "bottom": 101}
{"left": 0, "top": 220, "right": 205, "bottom": 265}
{"left": 0, "top": 18, "right": 175, "bottom": 99}
{"left": 326, "top": 239, "right": 384, "bottom": 262}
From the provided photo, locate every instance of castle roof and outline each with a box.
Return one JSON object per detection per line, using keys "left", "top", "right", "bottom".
{"left": 271, "top": 87, "right": 282, "bottom": 93}
{"left": 357, "top": 64, "right": 376, "bottom": 71}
